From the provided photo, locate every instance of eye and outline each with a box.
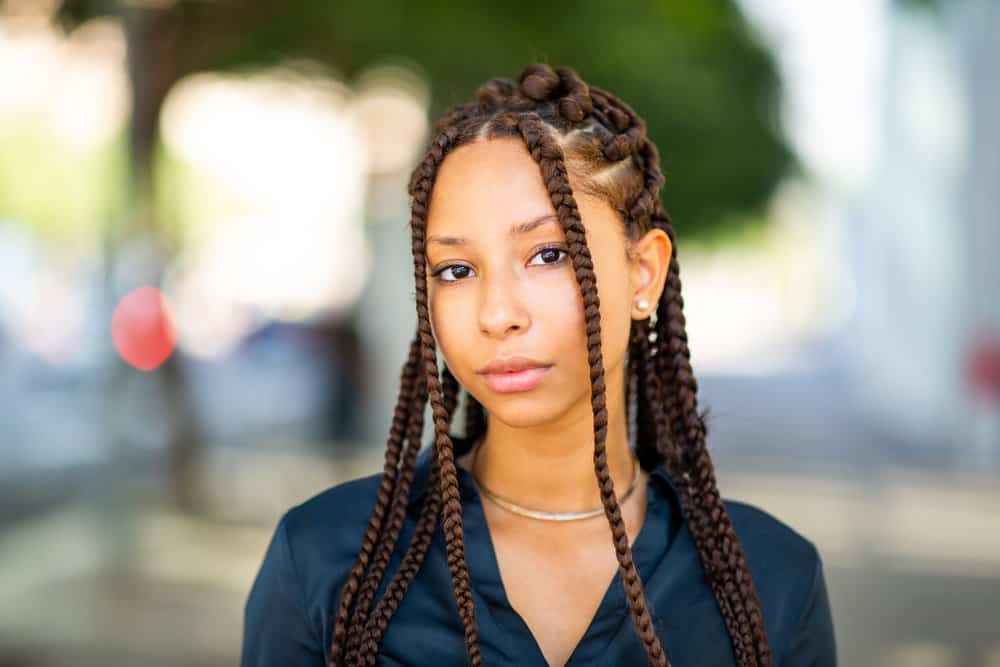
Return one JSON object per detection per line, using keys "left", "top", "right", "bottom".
{"left": 431, "top": 264, "right": 475, "bottom": 283}
{"left": 528, "top": 245, "right": 568, "bottom": 266}
{"left": 430, "top": 246, "right": 568, "bottom": 284}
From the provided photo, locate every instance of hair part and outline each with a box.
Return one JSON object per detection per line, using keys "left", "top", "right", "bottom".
{"left": 329, "top": 63, "right": 772, "bottom": 667}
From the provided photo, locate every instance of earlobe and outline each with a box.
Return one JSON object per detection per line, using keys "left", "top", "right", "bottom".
{"left": 630, "top": 228, "right": 671, "bottom": 318}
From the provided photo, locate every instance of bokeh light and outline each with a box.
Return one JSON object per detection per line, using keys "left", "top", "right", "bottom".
{"left": 110, "top": 286, "right": 176, "bottom": 371}
{"left": 157, "top": 64, "right": 379, "bottom": 357}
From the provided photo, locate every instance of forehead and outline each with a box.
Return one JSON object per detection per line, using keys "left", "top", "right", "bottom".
{"left": 425, "top": 136, "right": 623, "bottom": 251}
{"left": 427, "top": 138, "right": 555, "bottom": 227}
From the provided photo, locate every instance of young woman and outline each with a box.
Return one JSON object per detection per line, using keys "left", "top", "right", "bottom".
{"left": 241, "top": 63, "right": 836, "bottom": 667}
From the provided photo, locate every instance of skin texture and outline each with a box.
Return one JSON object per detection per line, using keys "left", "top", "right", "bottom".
{"left": 425, "top": 137, "right": 672, "bottom": 666}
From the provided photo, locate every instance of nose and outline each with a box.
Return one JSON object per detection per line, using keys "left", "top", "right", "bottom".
{"left": 478, "top": 270, "right": 530, "bottom": 339}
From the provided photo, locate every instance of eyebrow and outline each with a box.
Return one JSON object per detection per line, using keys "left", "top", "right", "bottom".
{"left": 426, "top": 214, "right": 560, "bottom": 246}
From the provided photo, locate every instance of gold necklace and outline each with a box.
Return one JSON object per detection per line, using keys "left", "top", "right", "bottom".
{"left": 469, "top": 442, "right": 641, "bottom": 522}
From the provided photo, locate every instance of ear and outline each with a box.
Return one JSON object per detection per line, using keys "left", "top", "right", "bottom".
{"left": 629, "top": 227, "right": 671, "bottom": 320}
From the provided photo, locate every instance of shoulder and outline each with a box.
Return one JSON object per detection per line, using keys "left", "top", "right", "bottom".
{"left": 281, "top": 472, "right": 384, "bottom": 560}
{"left": 243, "top": 474, "right": 388, "bottom": 665}
{"left": 722, "top": 499, "right": 820, "bottom": 577}
{"left": 284, "top": 472, "right": 384, "bottom": 537}
{"left": 721, "top": 499, "right": 835, "bottom": 664}
{"left": 271, "top": 473, "right": 385, "bottom": 609}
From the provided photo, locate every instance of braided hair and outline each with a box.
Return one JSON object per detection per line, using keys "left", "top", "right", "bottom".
{"left": 330, "top": 63, "right": 772, "bottom": 667}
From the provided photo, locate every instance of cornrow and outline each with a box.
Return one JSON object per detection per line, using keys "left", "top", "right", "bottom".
{"left": 329, "top": 63, "right": 772, "bottom": 666}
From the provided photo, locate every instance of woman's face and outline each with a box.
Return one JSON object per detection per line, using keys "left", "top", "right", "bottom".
{"left": 424, "top": 137, "right": 667, "bottom": 429}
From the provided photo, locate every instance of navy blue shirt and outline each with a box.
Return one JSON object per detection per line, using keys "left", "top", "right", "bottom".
{"left": 242, "top": 435, "right": 836, "bottom": 666}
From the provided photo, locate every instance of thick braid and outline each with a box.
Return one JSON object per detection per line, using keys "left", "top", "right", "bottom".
{"left": 338, "top": 107, "right": 477, "bottom": 665}
{"left": 653, "top": 245, "right": 688, "bottom": 449}
{"left": 342, "top": 362, "right": 437, "bottom": 660}
{"left": 640, "top": 135, "right": 771, "bottom": 664}
{"left": 348, "top": 368, "right": 459, "bottom": 664}
{"left": 631, "top": 320, "right": 678, "bottom": 473}
{"left": 361, "top": 451, "right": 442, "bottom": 659}
{"left": 587, "top": 85, "right": 663, "bottom": 222}
{"left": 350, "top": 368, "right": 459, "bottom": 665}
{"left": 646, "top": 201, "right": 770, "bottom": 665}
{"left": 627, "top": 323, "right": 659, "bottom": 473}
{"left": 659, "top": 244, "right": 769, "bottom": 667}
{"left": 658, "top": 213, "right": 767, "bottom": 664}
{"left": 410, "top": 121, "right": 484, "bottom": 667}
{"left": 416, "top": 265, "right": 483, "bottom": 667}
{"left": 637, "top": 289, "right": 768, "bottom": 667}
{"left": 591, "top": 81, "right": 772, "bottom": 664}
{"left": 516, "top": 113, "right": 668, "bottom": 667}
{"left": 624, "top": 330, "right": 636, "bottom": 449}
{"left": 329, "top": 334, "right": 423, "bottom": 666}
{"left": 639, "top": 264, "right": 762, "bottom": 667}
{"left": 588, "top": 86, "right": 647, "bottom": 164}
{"left": 593, "top": 83, "right": 769, "bottom": 663}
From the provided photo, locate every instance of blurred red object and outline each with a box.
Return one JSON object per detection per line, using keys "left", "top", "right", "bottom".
{"left": 965, "top": 332, "right": 1000, "bottom": 402}
{"left": 111, "top": 286, "right": 177, "bottom": 371}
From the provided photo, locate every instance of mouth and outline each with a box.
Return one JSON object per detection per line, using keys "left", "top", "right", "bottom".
{"left": 480, "top": 365, "right": 552, "bottom": 393}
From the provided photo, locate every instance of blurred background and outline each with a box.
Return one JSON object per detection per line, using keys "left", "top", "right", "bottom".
{"left": 1, "top": 0, "right": 999, "bottom": 665}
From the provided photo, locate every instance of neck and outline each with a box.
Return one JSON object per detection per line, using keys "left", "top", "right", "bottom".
{"left": 466, "top": 370, "right": 636, "bottom": 514}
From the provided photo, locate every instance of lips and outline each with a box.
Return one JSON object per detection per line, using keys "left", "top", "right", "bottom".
{"left": 477, "top": 356, "right": 553, "bottom": 394}
{"left": 477, "top": 355, "right": 551, "bottom": 375}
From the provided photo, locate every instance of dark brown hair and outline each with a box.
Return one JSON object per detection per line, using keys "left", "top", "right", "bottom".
{"left": 329, "top": 63, "right": 771, "bottom": 667}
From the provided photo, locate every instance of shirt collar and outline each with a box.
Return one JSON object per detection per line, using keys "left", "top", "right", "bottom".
{"left": 405, "top": 434, "right": 684, "bottom": 517}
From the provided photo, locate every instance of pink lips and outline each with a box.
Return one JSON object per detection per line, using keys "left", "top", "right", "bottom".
{"left": 481, "top": 365, "right": 551, "bottom": 393}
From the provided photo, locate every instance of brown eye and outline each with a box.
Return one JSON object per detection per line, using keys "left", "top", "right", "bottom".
{"left": 529, "top": 246, "right": 568, "bottom": 266}
{"left": 432, "top": 264, "right": 474, "bottom": 283}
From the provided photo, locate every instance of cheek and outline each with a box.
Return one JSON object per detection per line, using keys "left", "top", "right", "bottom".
{"left": 554, "top": 287, "right": 587, "bottom": 341}
{"left": 427, "top": 292, "right": 470, "bottom": 376}
{"left": 532, "top": 276, "right": 589, "bottom": 363}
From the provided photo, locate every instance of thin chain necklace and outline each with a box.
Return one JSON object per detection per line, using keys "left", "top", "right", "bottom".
{"left": 469, "top": 441, "right": 641, "bottom": 522}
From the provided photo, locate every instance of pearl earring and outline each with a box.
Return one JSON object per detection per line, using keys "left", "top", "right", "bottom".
{"left": 636, "top": 298, "right": 649, "bottom": 311}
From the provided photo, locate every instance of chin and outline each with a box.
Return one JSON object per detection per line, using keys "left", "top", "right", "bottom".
{"left": 478, "top": 393, "right": 574, "bottom": 429}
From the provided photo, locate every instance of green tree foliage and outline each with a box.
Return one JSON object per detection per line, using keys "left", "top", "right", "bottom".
{"left": 59, "top": 0, "right": 793, "bottom": 237}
